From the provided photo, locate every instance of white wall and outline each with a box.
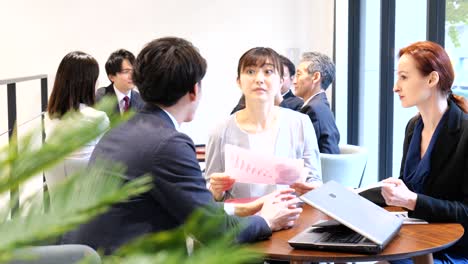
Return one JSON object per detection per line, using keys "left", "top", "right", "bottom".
{"left": 1, "top": 0, "right": 334, "bottom": 144}
{"left": 0, "top": 0, "right": 335, "bottom": 200}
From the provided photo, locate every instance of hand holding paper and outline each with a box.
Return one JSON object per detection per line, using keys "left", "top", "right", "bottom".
{"left": 224, "top": 144, "right": 304, "bottom": 185}
{"left": 290, "top": 181, "right": 322, "bottom": 196}
{"left": 209, "top": 172, "right": 235, "bottom": 201}
{"left": 381, "top": 178, "right": 418, "bottom": 210}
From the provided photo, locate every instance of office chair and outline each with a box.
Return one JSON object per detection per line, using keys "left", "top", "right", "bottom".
{"left": 319, "top": 144, "right": 368, "bottom": 188}
{"left": 6, "top": 244, "right": 101, "bottom": 264}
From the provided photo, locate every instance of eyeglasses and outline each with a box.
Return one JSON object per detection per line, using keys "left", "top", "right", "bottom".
{"left": 119, "top": 69, "right": 133, "bottom": 75}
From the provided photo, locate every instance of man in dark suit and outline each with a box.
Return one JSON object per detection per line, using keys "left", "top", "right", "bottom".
{"left": 63, "top": 37, "right": 302, "bottom": 254}
{"left": 231, "top": 55, "right": 303, "bottom": 114}
{"left": 96, "top": 49, "right": 145, "bottom": 114}
{"left": 294, "top": 52, "right": 340, "bottom": 154}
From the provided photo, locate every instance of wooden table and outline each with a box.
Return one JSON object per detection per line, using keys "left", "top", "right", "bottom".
{"left": 251, "top": 205, "right": 464, "bottom": 263}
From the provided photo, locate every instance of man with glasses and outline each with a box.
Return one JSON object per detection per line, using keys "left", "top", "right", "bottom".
{"left": 96, "top": 49, "right": 145, "bottom": 114}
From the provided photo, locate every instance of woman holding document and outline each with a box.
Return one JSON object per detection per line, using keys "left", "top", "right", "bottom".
{"left": 382, "top": 41, "right": 468, "bottom": 263}
{"left": 205, "top": 47, "right": 322, "bottom": 201}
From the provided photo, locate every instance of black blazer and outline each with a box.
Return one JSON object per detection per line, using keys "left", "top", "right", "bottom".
{"left": 400, "top": 99, "right": 468, "bottom": 255}
{"left": 62, "top": 104, "right": 271, "bottom": 254}
{"left": 95, "top": 84, "right": 145, "bottom": 114}
{"left": 280, "top": 90, "right": 303, "bottom": 111}
{"left": 300, "top": 92, "right": 340, "bottom": 154}
{"left": 230, "top": 90, "right": 303, "bottom": 114}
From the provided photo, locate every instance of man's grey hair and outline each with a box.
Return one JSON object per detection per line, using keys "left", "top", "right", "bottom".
{"left": 301, "top": 52, "right": 335, "bottom": 90}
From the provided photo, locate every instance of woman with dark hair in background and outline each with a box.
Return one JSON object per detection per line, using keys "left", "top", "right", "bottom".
{"left": 45, "top": 51, "right": 109, "bottom": 196}
{"left": 205, "top": 47, "right": 322, "bottom": 201}
{"left": 382, "top": 41, "right": 468, "bottom": 263}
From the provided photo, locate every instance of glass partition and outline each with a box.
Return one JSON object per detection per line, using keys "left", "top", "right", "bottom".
{"left": 445, "top": 0, "right": 468, "bottom": 98}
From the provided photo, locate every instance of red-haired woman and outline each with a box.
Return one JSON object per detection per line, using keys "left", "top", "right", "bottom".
{"left": 382, "top": 41, "right": 468, "bottom": 262}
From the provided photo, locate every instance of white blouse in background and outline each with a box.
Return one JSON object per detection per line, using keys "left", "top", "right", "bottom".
{"left": 44, "top": 103, "right": 110, "bottom": 160}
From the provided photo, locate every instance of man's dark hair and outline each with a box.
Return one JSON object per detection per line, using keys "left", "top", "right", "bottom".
{"left": 133, "top": 37, "right": 207, "bottom": 107}
{"left": 280, "top": 55, "right": 295, "bottom": 77}
{"left": 105, "top": 49, "right": 135, "bottom": 77}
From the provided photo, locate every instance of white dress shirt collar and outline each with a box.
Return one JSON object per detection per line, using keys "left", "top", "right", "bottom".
{"left": 303, "top": 91, "right": 325, "bottom": 107}
{"left": 161, "top": 108, "right": 180, "bottom": 131}
{"left": 113, "top": 86, "right": 132, "bottom": 113}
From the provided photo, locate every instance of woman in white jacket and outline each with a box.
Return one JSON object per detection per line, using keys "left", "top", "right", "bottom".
{"left": 45, "top": 51, "right": 109, "bottom": 195}
{"left": 205, "top": 47, "right": 321, "bottom": 201}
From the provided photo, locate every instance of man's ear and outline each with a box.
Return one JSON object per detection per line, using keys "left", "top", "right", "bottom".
{"left": 428, "top": 71, "right": 439, "bottom": 87}
{"left": 189, "top": 83, "right": 201, "bottom": 102}
{"left": 311, "top": 71, "right": 321, "bottom": 85}
{"left": 108, "top": 74, "right": 115, "bottom": 83}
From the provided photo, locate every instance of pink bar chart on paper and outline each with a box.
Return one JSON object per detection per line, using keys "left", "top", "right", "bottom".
{"left": 224, "top": 144, "right": 303, "bottom": 185}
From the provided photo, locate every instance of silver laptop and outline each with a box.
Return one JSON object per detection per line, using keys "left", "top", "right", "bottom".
{"left": 288, "top": 180, "right": 402, "bottom": 254}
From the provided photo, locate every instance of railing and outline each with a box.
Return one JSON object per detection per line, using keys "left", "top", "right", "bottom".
{"left": 1, "top": 74, "right": 48, "bottom": 216}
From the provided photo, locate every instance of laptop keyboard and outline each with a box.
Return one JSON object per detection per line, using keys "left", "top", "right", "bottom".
{"left": 310, "top": 225, "right": 364, "bottom": 244}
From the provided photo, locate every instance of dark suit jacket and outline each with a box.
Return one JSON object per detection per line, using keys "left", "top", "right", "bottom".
{"left": 95, "top": 84, "right": 145, "bottom": 114}
{"left": 400, "top": 99, "right": 468, "bottom": 255}
{"left": 62, "top": 104, "right": 271, "bottom": 254}
{"left": 300, "top": 92, "right": 340, "bottom": 154}
{"left": 280, "top": 90, "right": 304, "bottom": 111}
{"left": 230, "top": 90, "right": 303, "bottom": 114}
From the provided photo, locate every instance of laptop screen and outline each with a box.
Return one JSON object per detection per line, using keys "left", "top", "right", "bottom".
{"left": 300, "top": 180, "right": 402, "bottom": 245}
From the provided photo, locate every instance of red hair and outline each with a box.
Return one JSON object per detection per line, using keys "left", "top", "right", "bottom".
{"left": 399, "top": 41, "right": 467, "bottom": 113}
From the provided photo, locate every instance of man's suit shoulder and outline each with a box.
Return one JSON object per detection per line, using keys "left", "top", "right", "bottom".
{"left": 301, "top": 101, "right": 323, "bottom": 117}
{"left": 130, "top": 90, "right": 145, "bottom": 110}
{"left": 95, "top": 87, "right": 106, "bottom": 99}
{"left": 281, "top": 96, "right": 303, "bottom": 111}
{"left": 308, "top": 94, "right": 331, "bottom": 110}
{"left": 95, "top": 84, "right": 115, "bottom": 102}
{"left": 132, "top": 112, "right": 194, "bottom": 148}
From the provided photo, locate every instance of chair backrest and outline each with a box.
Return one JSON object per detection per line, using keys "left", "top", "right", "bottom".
{"left": 319, "top": 144, "right": 368, "bottom": 188}
{"left": 44, "top": 158, "right": 88, "bottom": 203}
{"left": 8, "top": 244, "right": 101, "bottom": 264}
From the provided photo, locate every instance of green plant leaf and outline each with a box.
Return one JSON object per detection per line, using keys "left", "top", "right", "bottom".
{"left": 0, "top": 95, "right": 264, "bottom": 264}
{"left": 106, "top": 206, "right": 261, "bottom": 264}
{"left": 0, "top": 162, "right": 152, "bottom": 260}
